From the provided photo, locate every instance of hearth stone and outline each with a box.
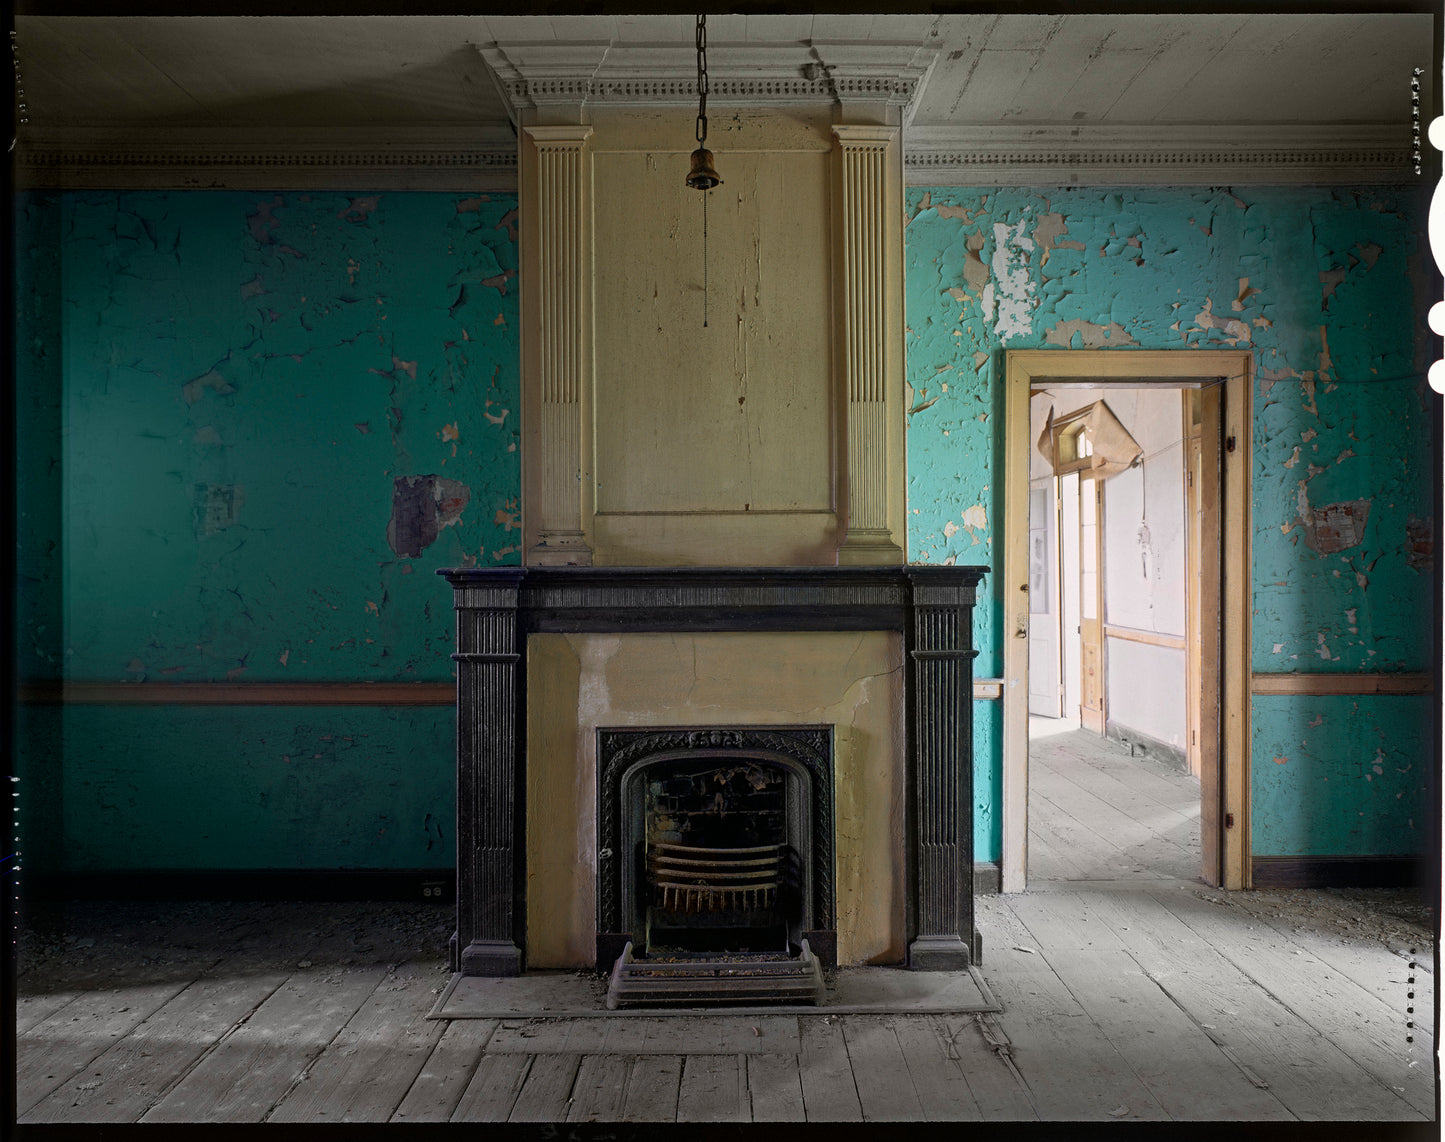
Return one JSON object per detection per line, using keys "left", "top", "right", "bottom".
{"left": 439, "top": 565, "right": 987, "bottom": 976}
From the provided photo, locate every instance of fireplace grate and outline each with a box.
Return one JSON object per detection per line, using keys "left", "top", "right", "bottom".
{"left": 648, "top": 842, "right": 782, "bottom": 914}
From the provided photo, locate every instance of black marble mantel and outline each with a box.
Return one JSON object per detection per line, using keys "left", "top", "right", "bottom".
{"left": 437, "top": 564, "right": 988, "bottom": 977}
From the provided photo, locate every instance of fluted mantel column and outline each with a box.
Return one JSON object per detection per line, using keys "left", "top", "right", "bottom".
{"left": 834, "top": 124, "right": 905, "bottom": 566}
{"left": 522, "top": 125, "right": 594, "bottom": 566}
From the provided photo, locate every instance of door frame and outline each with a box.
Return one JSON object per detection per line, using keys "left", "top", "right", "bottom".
{"left": 1002, "top": 349, "right": 1252, "bottom": 892}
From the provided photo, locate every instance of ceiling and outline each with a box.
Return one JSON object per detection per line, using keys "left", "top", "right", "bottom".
{"left": 13, "top": 11, "right": 1438, "bottom": 186}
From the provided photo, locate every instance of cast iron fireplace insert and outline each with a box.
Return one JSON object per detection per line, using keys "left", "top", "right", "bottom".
{"left": 438, "top": 564, "right": 987, "bottom": 977}
{"left": 595, "top": 724, "right": 835, "bottom": 969}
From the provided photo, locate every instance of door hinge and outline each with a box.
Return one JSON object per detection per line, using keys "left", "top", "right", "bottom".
{"left": 1225, "top": 812, "right": 1235, "bottom": 828}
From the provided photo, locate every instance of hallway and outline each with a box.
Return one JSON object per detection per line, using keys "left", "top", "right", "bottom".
{"left": 1027, "top": 717, "right": 1200, "bottom": 883}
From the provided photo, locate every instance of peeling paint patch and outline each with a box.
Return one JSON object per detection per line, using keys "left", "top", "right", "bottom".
{"left": 1192, "top": 298, "right": 1251, "bottom": 345}
{"left": 1297, "top": 498, "right": 1371, "bottom": 554}
{"left": 988, "top": 219, "right": 1036, "bottom": 342}
{"left": 962, "top": 504, "right": 988, "bottom": 532}
{"left": 181, "top": 368, "right": 236, "bottom": 405}
{"left": 339, "top": 196, "right": 380, "bottom": 223}
{"left": 1044, "top": 318, "right": 1136, "bottom": 349}
{"left": 387, "top": 475, "right": 472, "bottom": 558}
{"left": 1405, "top": 515, "right": 1433, "bottom": 571}
{"left": 192, "top": 483, "right": 243, "bottom": 537}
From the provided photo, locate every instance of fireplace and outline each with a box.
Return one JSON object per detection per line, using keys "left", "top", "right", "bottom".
{"left": 595, "top": 725, "right": 835, "bottom": 969}
{"left": 439, "top": 564, "right": 986, "bottom": 978}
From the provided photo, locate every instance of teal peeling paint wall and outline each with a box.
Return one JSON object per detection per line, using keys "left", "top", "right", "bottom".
{"left": 15, "top": 189, "right": 520, "bottom": 872}
{"left": 1252, "top": 695, "right": 1430, "bottom": 856}
{"left": 905, "top": 186, "right": 1432, "bottom": 862}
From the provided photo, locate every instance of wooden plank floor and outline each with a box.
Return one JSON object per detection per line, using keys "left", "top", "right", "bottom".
{"left": 17, "top": 727, "right": 1435, "bottom": 1124}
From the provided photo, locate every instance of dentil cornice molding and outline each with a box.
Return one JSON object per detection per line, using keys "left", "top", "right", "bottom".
{"left": 477, "top": 40, "right": 937, "bottom": 118}
{"left": 904, "top": 124, "right": 1418, "bottom": 187}
{"left": 14, "top": 124, "right": 519, "bottom": 191}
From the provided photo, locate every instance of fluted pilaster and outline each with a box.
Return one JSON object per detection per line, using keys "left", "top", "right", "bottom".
{"left": 905, "top": 568, "right": 980, "bottom": 969}
{"left": 451, "top": 574, "right": 526, "bottom": 975}
{"left": 523, "top": 125, "right": 593, "bottom": 565}
{"left": 834, "top": 124, "right": 904, "bottom": 565}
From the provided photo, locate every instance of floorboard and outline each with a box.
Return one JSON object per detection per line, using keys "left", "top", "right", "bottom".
{"left": 985, "top": 968, "right": 1171, "bottom": 1120}
{"left": 940, "top": 1017, "right": 1038, "bottom": 1119}
{"left": 268, "top": 961, "right": 446, "bottom": 1123}
{"left": 508, "top": 1052, "right": 581, "bottom": 1122}
{"left": 891, "top": 1015, "right": 984, "bottom": 1121}
{"left": 390, "top": 1018, "right": 496, "bottom": 1123}
{"left": 746, "top": 1052, "right": 806, "bottom": 1121}
{"left": 621, "top": 1054, "right": 682, "bottom": 1121}
{"left": 1149, "top": 885, "right": 1434, "bottom": 1118}
{"left": 17, "top": 980, "right": 194, "bottom": 1117}
{"left": 798, "top": 1016, "right": 863, "bottom": 1121}
{"left": 21, "top": 970, "right": 287, "bottom": 1124}
{"left": 565, "top": 1054, "right": 634, "bottom": 1122}
{"left": 841, "top": 1015, "right": 926, "bottom": 1121}
{"left": 449, "top": 1051, "right": 530, "bottom": 1121}
{"left": 1044, "top": 947, "right": 1292, "bottom": 1120}
{"left": 140, "top": 967, "right": 385, "bottom": 1123}
{"left": 676, "top": 1054, "right": 748, "bottom": 1122}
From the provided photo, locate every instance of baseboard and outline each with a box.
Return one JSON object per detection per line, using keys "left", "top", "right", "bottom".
{"left": 973, "top": 861, "right": 1001, "bottom": 894}
{"left": 1251, "top": 855, "right": 1423, "bottom": 889}
{"left": 1104, "top": 720, "right": 1188, "bottom": 772}
{"left": 27, "top": 868, "right": 456, "bottom": 903}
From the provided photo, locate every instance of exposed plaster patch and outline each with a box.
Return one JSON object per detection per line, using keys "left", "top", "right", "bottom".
{"left": 1296, "top": 497, "right": 1371, "bottom": 555}
{"left": 182, "top": 367, "right": 236, "bottom": 405}
{"left": 1405, "top": 515, "right": 1433, "bottom": 572}
{"left": 1319, "top": 267, "right": 1348, "bottom": 307}
{"left": 339, "top": 196, "right": 380, "bottom": 223}
{"left": 247, "top": 196, "right": 283, "bottom": 245}
{"left": 1283, "top": 447, "right": 1300, "bottom": 469}
{"left": 989, "top": 219, "right": 1036, "bottom": 342}
{"left": 193, "top": 483, "right": 244, "bottom": 537}
{"left": 1316, "top": 632, "right": 1333, "bottom": 660}
{"left": 1232, "top": 278, "right": 1260, "bottom": 311}
{"left": 943, "top": 521, "right": 959, "bottom": 538}
{"left": 937, "top": 202, "right": 986, "bottom": 225}
{"left": 1192, "top": 298, "right": 1251, "bottom": 345}
{"left": 386, "top": 475, "right": 471, "bottom": 558}
{"left": 962, "top": 504, "right": 988, "bottom": 532}
{"left": 1044, "top": 318, "right": 1136, "bottom": 350}
{"left": 1354, "top": 241, "right": 1383, "bottom": 270}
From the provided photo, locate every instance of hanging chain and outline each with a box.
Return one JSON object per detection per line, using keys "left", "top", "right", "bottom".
{"left": 697, "top": 14, "right": 709, "bottom": 327}
{"left": 695, "top": 15, "right": 709, "bottom": 147}
{"left": 11, "top": 29, "right": 28, "bottom": 153}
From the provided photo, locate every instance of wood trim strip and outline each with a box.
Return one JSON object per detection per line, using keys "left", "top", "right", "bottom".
{"left": 1250, "top": 672, "right": 1433, "bottom": 696}
{"left": 973, "top": 678, "right": 1004, "bottom": 700}
{"left": 1103, "top": 624, "right": 1187, "bottom": 652}
{"left": 27, "top": 868, "right": 456, "bottom": 902}
{"left": 16, "top": 682, "right": 456, "bottom": 707}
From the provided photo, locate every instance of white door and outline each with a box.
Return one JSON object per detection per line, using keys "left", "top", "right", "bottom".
{"left": 1028, "top": 480, "right": 1062, "bottom": 717}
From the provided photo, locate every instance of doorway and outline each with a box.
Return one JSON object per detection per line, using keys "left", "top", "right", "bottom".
{"left": 1027, "top": 385, "right": 1200, "bottom": 880}
{"left": 1002, "top": 350, "right": 1253, "bottom": 892}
